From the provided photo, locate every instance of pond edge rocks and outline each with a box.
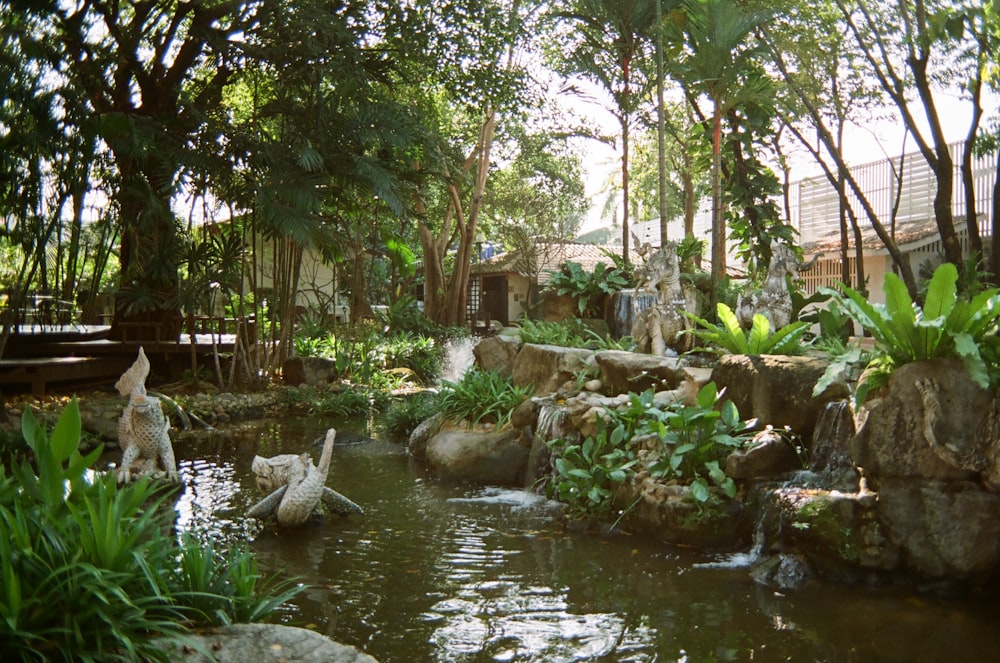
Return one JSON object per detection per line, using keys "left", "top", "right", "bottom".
{"left": 413, "top": 337, "right": 1000, "bottom": 592}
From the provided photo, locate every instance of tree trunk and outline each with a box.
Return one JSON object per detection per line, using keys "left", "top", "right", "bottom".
{"left": 710, "top": 103, "right": 725, "bottom": 307}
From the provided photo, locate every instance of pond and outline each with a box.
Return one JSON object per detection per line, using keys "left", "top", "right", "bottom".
{"left": 169, "top": 417, "right": 1000, "bottom": 662}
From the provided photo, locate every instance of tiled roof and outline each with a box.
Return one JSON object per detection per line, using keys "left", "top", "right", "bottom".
{"left": 802, "top": 214, "right": 977, "bottom": 256}
{"left": 472, "top": 241, "right": 639, "bottom": 284}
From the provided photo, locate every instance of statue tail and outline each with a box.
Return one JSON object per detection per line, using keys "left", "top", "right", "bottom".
{"left": 316, "top": 428, "right": 336, "bottom": 482}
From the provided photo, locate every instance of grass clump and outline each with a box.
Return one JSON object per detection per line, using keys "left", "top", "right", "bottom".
{"left": 438, "top": 368, "right": 533, "bottom": 428}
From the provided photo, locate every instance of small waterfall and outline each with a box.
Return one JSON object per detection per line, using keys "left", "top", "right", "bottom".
{"left": 524, "top": 403, "right": 569, "bottom": 492}
{"left": 611, "top": 290, "right": 658, "bottom": 339}
{"left": 535, "top": 404, "right": 568, "bottom": 443}
{"left": 807, "top": 401, "right": 859, "bottom": 491}
{"left": 438, "top": 336, "right": 478, "bottom": 384}
{"left": 694, "top": 506, "right": 768, "bottom": 569}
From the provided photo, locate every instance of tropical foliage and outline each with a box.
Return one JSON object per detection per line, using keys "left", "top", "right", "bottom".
{"left": 0, "top": 400, "right": 301, "bottom": 661}
{"left": 685, "top": 303, "right": 810, "bottom": 355}
{"left": 815, "top": 262, "right": 1000, "bottom": 405}
{"left": 546, "top": 383, "right": 755, "bottom": 519}
{"left": 438, "top": 369, "right": 534, "bottom": 429}
{"left": 544, "top": 260, "right": 632, "bottom": 318}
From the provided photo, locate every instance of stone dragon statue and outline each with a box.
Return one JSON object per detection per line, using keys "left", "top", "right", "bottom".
{"left": 630, "top": 237, "right": 700, "bottom": 354}
{"left": 736, "top": 241, "right": 822, "bottom": 329}
{"left": 247, "top": 428, "right": 364, "bottom": 527}
{"left": 114, "top": 347, "right": 180, "bottom": 484}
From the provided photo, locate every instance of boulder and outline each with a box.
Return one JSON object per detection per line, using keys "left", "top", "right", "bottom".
{"left": 424, "top": 427, "right": 529, "bottom": 486}
{"left": 767, "top": 485, "right": 897, "bottom": 583}
{"left": 408, "top": 412, "right": 443, "bottom": 461}
{"left": 710, "top": 354, "right": 850, "bottom": 440}
{"left": 473, "top": 334, "right": 521, "bottom": 377}
{"left": 511, "top": 343, "right": 593, "bottom": 395}
{"left": 851, "top": 360, "right": 985, "bottom": 482}
{"left": 538, "top": 292, "right": 578, "bottom": 323}
{"left": 725, "top": 428, "right": 800, "bottom": 480}
{"left": 614, "top": 474, "right": 744, "bottom": 549}
{"left": 594, "top": 350, "right": 690, "bottom": 395}
{"left": 876, "top": 478, "right": 1000, "bottom": 583}
{"left": 158, "top": 623, "right": 377, "bottom": 662}
{"left": 282, "top": 356, "right": 337, "bottom": 387}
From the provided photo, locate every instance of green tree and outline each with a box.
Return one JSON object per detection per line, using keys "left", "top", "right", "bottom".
{"left": 24, "top": 0, "right": 250, "bottom": 337}
{"left": 669, "top": 0, "right": 774, "bottom": 305}
{"left": 549, "top": 0, "right": 659, "bottom": 266}
{"left": 834, "top": 0, "right": 992, "bottom": 275}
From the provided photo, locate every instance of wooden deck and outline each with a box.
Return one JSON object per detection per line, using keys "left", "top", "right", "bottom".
{"left": 0, "top": 356, "right": 134, "bottom": 397}
{"left": 1, "top": 320, "right": 247, "bottom": 396}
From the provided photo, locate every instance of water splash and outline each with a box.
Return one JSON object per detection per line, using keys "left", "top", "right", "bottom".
{"left": 439, "top": 335, "right": 478, "bottom": 384}
{"left": 694, "top": 514, "right": 767, "bottom": 569}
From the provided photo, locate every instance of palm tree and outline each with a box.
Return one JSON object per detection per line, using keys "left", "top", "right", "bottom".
{"left": 671, "top": 0, "right": 774, "bottom": 303}
{"left": 553, "top": 0, "right": 659, "bottom": 266}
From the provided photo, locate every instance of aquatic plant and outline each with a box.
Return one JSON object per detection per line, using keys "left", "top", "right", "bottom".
{"left": 642, "top": 382, "right": 755, "bottom": 503}
{"left": 546, "top": 424, "right": 638, "bottom": 520}
{"left": 0, "top": 400, "right": 302, "bottom": 662}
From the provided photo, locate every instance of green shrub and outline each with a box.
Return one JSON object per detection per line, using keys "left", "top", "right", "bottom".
{"left": 546, "top": 406, "right": 643, "bottom": 520}
{"left": 544, "top": 260, "right": 630, "bottom": 317}
{"left": 815, "top": 262, "right": 1000, "bottom": 405}
{"left": 380, "top": 392, "right": 441, "bottom": 441}
{"left": 518, "top": 318, "right": 588, "bottom": 347}
{"left": 438, "top": 369, "right": 533, "bottom": 428}
{"left": 518, "top": 318, "right": 635, "bottom": 351}
{"left": 0, "top": 400, "right": 302, "bottom": 662}
{"left": 544, "top": 384, "right": 755, "bottom": 519}
{"left": 642, "top": 383, "right": 755, "bottom": 503}
{"left": 684, "top": 303, "right": 810, "bottom": 355}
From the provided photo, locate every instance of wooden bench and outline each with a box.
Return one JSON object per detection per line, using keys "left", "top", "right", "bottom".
{"left": 0, "top": 356, "right": 131, "bottom": 397}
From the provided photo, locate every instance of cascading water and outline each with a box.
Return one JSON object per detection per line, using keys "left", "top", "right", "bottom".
{"left": 438, "top": 335, "right": 478, "bottom": 384}
{"left": 798, "top": 400, "right": 860, "bottom": 491}
{"left": 611, "top": 290, "right": 658, "bottom": 339}
{"left": 699, "top": 401, "right": 859, "bottom": 570}
{"left": 534, "top": 403, "right": 569, "bottom": 443}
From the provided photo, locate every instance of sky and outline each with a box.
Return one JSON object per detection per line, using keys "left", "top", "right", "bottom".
{"left": 574, "top": 86, "right": 997, "bottom": 235}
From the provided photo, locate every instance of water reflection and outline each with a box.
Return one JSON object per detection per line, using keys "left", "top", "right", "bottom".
{"left": 164, "top": 418, "right": 1000, "bottom": 662}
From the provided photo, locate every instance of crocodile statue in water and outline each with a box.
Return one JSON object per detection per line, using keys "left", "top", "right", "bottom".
{"left": 247, "top": 428, "right": 364, "bottom": 527}
{"left": 114, "top": 347, "right": 179, "bottom": 484}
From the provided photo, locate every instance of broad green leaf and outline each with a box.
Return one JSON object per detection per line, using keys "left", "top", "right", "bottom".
{"left": 706, "top": 460, "right": 726, "bottom": 484}
{"left": 954, "top": 332, "right": 989, "bottom": 389}
{"left": 922, "top": 262, "right": 957, "bottom": 320}
{"left": 50, "top": 398, "right": 82, "bottom": 463}
{"left": 695, "top": 381, "right": 719, "bottom": 409}
{"left": 690, "top": 479, "right": 710, "bottom": 503}
{"left": 717, "top": 304, "right": 748, "bottom": 353}
{"left": 674, "top": 442, "right": 696, "bottom": 455}
{"left": 719, "top": 400, "right": 741, "bottom": 427}
{"left": 747, "top": 315, "right": 769, "bottom": 353}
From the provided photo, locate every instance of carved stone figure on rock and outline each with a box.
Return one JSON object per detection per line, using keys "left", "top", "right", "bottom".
{"left": 916, "top": 375, "right": 1000, "bottom": 490}
{"left": 115, "top": 347, "right": 179, "bottom": 484}
{"left": 248, "top": 428, "right": 364, "bottom": 527}
{"left": 736, "top": 242, "right": 822, "bottom": 330}
{"left": 630, "top": 237, "right": 700, "bottom": 355}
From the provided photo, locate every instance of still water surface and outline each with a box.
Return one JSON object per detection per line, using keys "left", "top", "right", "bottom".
{"left": 170, "top": 417, "right": 1000, "bottom": 662}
